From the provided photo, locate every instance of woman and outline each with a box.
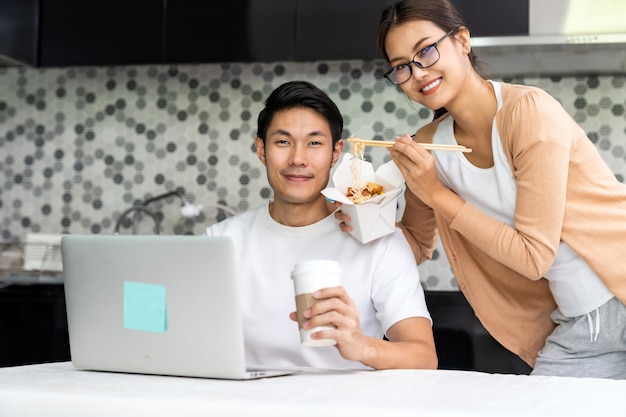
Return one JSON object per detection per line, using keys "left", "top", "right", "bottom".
{"left": 341, "top": 0, "right": 626, "bottom": 378}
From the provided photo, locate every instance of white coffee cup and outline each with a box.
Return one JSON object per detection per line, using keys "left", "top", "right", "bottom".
{"left": 291, "top": 260, "right": 342, "bottom": 347}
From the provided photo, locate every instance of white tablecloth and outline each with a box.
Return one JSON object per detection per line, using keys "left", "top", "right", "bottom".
{"left": 0, "top": 362, "right": 624, "bottom": 417}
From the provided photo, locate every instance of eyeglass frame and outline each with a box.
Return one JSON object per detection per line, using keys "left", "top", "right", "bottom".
{"left": 383, "top": 29, "right": 457, "bottom": 85}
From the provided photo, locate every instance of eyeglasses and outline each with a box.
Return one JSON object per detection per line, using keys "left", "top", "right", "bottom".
{"left": 383, "top": 29, "right": 456, "bottom": 85}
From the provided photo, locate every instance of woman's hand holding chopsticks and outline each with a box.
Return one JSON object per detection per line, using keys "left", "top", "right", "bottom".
{"left": 346, "top": 137, "right": 471, "bottom": 153}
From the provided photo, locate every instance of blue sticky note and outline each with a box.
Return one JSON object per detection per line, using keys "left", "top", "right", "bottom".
{"left": 123, "top": 281, "right": 167, "bottom": 333}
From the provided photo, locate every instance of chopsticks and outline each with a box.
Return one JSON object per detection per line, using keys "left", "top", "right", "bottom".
{"left": 347, "top": 138, "right": 472, "bottom": 153}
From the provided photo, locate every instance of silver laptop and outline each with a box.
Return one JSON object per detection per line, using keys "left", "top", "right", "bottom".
{"left": 61, "top": 234, "right": 293, "bottom": 380}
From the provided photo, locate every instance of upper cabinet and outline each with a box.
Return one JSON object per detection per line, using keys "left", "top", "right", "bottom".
{"left": 2, "top": 0, "right": 297, "bottom": 66}
{"left": 166, "top": 0, "right": 386, "bottom": 63}
{"left": 293, "top": 0, "right": 529, "bottom": 61}
{"left": 295, "top": 0, "right": 387, "bottom": 61}
{"left": 450, "top": 0, "right": 528, "bottom": 36}
{"left": 164, "top": 0, "right": 296, "bottom": 63}
{"left": 39, "top": 0, "right": 163, "bottom": 67}
{"left": 0, "top": 0, "right": 39, "bottom": 66}
{"left": 0, "top": 0, "right": 531, "bottom": 67}
{"left": 0, "top": 0, "right": 162, "bottom": 67}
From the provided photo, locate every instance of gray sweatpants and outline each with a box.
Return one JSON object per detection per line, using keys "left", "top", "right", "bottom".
{"left": 531, "top": 296, "right": 626, "bottom": 379}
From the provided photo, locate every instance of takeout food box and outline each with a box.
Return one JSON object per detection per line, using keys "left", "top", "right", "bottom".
{"left": 322, "top": 153, "right": 404, "bottom": 244}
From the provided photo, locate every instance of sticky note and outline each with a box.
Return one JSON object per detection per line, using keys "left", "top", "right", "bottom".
{"left": 123, "top": 281, "right": 167, "bottom": 333}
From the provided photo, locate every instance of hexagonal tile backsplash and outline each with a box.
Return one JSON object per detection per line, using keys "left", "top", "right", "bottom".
{"left": 1, "top": 62, "right": 625, "bottom": 290}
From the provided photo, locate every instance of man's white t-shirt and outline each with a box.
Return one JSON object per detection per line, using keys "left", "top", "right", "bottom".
{"left": 205, "top": 203, "right": 430, "bottom": 370}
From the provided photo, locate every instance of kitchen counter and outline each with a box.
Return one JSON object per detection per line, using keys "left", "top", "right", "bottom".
{"left": 0, "top": 273, "right": 63, "bottom": 285}
{"left": 0, "top": 361, "right": 624, "bottom": 416}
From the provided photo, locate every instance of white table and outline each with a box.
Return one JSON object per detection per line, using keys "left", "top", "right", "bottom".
{"left": 0, "top": 362, "right": 624, "bottom": 417}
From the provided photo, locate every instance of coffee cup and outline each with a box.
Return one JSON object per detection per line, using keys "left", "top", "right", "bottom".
{"left": 291, "top": 260, "right": 342, "bottom": 347}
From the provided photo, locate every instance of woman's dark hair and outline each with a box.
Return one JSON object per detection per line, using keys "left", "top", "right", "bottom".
{"left": 378, "top": 0, "right": 486, "bottom": 120}
{"left": 256, "top": 80, "right": 343, "bottom": 146}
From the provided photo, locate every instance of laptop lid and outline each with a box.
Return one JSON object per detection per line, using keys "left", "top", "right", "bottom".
{"left": 61, "top": 234, "right": 289, "bottom": 380}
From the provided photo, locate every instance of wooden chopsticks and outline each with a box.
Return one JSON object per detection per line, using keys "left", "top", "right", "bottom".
{"left": 347, "top": 138, "right": 472, "bottom": 153}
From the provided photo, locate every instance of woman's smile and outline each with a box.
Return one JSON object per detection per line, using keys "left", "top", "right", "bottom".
{"left": 419, "top": 77, "right": 442, "bottom": 94}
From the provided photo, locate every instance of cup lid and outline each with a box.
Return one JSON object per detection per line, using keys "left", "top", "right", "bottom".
{"left": 291, "top": 259, "right": 342, "bottom": 277}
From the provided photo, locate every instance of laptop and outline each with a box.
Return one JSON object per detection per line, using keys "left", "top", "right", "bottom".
{"left": 61, "top": 234, "right": 294, "bottom": 380}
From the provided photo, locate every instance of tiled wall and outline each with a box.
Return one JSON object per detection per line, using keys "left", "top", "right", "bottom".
{"left": 1, "top": 62, "right": 625, "bottom": 290}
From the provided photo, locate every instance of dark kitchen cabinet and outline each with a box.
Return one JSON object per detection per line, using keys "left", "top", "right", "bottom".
{"left": 425, "top": 291, "right": 532, "bottom": 374}
{"left": 0, "top": 0, "right": 532, "bottom": 67}
{"left": 294, "top": 0, "right": 529, "bottom": 61}
{"left": 0, "top": 284, "right": 70, "bottom": 367}
{"left": 0, "top": 0, "right": 39, "bottom": 66}
{"left": 450, "top": 0, "right": 528, "bottom": 36}
{"left": 39, "top": 0, "right": 163, "bottom": 67}
{"left": 295, "top": 0, "right": 387, "bottom": 61}
{"left": 164, "top": 0, "right": 296, "bottom": 63}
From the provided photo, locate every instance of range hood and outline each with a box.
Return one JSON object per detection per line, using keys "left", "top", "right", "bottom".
{"left": 470, "top": 0, "right": 626, "bottom": 77}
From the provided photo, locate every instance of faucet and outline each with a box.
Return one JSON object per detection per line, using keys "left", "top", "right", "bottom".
{"left": 114, "top": 189, "right": 202, "bottom": 235}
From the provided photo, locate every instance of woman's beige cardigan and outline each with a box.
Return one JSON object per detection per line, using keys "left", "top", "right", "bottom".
{"left": 400, "top": 82, "right": 626, "bottom": 366}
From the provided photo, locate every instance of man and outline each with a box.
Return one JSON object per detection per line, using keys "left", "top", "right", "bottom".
{"left": 205, "top": 80, "right": 436, "bottom": 370}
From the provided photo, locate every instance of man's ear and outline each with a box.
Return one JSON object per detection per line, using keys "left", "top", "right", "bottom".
{"left": 255, "top": 137, "right": 266, "bottom": 165}
{"left": 331, "top": 139, "right": 345, "bottom": 167}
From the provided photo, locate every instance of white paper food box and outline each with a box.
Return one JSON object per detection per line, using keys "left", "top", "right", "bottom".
{"left": 322, "top": 153, "right": 404, "bottom": 244}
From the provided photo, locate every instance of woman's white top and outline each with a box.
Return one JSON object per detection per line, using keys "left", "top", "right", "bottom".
{"left": 431, "top": 80, "right": 613, "bottom": 317}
